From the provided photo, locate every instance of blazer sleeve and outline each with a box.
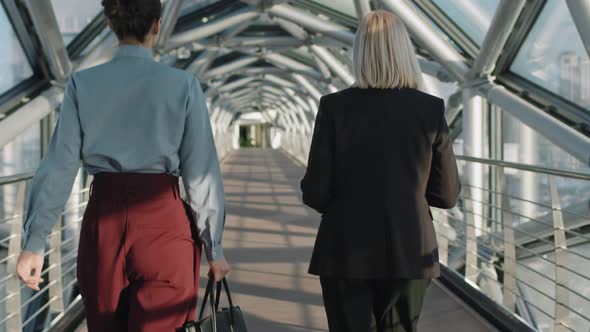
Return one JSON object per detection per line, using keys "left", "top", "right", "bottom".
{"left": 300, "top": 97, "right": 334, "bottom": 213}
{"left": 426, "top": 100, "right": 461, "bottom": 209}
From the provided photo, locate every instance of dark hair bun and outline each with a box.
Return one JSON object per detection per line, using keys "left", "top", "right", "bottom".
{"left": 102, "top": 0, "right": 162, "bottom": 42}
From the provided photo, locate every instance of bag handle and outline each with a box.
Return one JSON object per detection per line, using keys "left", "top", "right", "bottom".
{"left": 198, "top": 278, "right": 218, "bottom": 332}
{"left": 215, "top": 278, "right": 235, "bottom": 326}
{"left": 199, "top": 278, "right": 235, "bottom": 327}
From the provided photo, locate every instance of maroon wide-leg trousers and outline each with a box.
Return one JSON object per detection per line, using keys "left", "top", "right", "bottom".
{"left": 76, "top": 172, "right": 201, "bottom": 331}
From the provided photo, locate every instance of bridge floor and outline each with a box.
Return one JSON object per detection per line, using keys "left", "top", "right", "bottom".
{"left": 77, "top": 148, "right": 495, "bottom": 331}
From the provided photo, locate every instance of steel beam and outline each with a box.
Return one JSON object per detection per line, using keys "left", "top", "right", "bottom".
{"left": 216, "top": 66, "right": 285, "bottom": 78}
{"left": 2, "top": 0, "right": 39, "bottom": 67}
{"left": 292, "top": 74, "right": 323, "bottom": 104}
{"left": 268, "top": 3, "right": 355, "bottom": 45}
{"left": 378, "top": 0, "right": 469, "bottom": 81}
{"left": 264, "top": 75, "right": 301, "bottom": 92}
{"left": 311, "top": 52, "right": 333, "bottom": 80}
{"left": 274, "top": 17, "right": 350, "bottom": 85}
{"left": 263, "top": 53, "right": 325, "bottom": 80}
{"left": 417, "top": 57, "right": 453, "bottom": 82}
{"left": 0, "top": 87, "right": 63, "bottom": 147}
{"left": 261, "top": 85, "right": 311, "bottom": 123}
{"left": 210, "top": 76, "right": 308, "bottom": 99}
{"left": 225, "top": 36, "right": 305, "bottom": 48}
{"left": 310, "top": 35, "right": 352, "bottom": 49}
{"left": 196, "top": 19, "right": 256, "bottom": 76}
{"left": 156, "top": 0, "right": 185, "bottom": 49}
{"left": 269, "top": 17, "right": 331, "bottom": 81}
{"left": 566, "top": 0, "right": 590, "bottom": 57}
{"left": 354, "top": 0, "right": 372, "bottom": 18}
{"left": 211, "top": 76, "right": 259, "bottom": 94}
{"left": 73, "top": 33, "right": 118, "bottom": 71}
{"left": 187, "top": 22, "right": 252, "bottom": 75}
{"left": 309, "top": 45, "right": 355, "bottom": 86}
{"left": 24, "top": 0, "right": 72, "bottom": 81}
{"left": 212, "top": 64, "right": 325, "bottom": 84}
{"left": 271, "top": 93, "right": 311, "bottom": 134}
{"left": 549, "top": 176, "right": 569, "bottom": 328}
{"left": 165, "top": 8, "right": 260, "bottom": 51}
{"left": 283, "top": 87, "right": 315, "bottom": 129}
{"left": 204, "top": 56, "right": 260, "bottom": 78}
{"left": 480, "top": 83, "right": 590, "bottom": 166}
{"left": 225, "top": 88, "right": 257, "bottom": 100}
{"left": 463, "top": 88, "right": 486, "bottom": 240}
{"left": 469, "top": 0, "right": 526, "bottom": 77}
{"left": 230, "top": 77, "right": 308, "bottom": 97}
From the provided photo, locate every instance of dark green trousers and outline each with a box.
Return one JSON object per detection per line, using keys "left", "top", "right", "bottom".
{"left": 319, "top": 278, "right": 431, "bottom": 332}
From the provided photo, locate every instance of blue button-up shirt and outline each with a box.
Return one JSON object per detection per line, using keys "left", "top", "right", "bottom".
{"left": 21, "top": 44, "right": 226, "bottom": 261}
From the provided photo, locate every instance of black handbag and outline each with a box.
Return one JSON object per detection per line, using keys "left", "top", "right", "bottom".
{"left": 180, "top": 277, "right": 248, "bottom": 332}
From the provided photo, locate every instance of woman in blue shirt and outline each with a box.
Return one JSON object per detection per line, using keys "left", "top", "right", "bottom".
{"left": 15, "top": 0, "right": 229, "bottom": 330}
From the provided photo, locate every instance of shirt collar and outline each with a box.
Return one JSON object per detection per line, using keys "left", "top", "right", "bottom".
{"left": 113, "top": 44, "right": 154, "bottom": 60}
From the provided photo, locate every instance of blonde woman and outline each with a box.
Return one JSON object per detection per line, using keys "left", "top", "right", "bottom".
{"left": 301, "top": 10, "right": 460, "bottom": 332}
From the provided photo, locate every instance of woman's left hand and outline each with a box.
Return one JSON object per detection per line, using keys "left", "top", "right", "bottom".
{"left": 16, "top": 250, "right": 45, "bottom": 291}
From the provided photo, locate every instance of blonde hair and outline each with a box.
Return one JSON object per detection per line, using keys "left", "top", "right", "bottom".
{"left": 353, "top": 10, "right": 423, "bottom": 89}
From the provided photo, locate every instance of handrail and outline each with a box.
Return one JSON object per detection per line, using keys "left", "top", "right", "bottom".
{"left": 281, "top": 138, "right": 590, "bottom": 331}
{"left": 0, "top": 172, "right": 35, "bottom": 186}
{"left": 455, "top": 155, "right": 590, "bottom": 181}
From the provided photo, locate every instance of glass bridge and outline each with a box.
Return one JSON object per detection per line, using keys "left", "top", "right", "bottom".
{"left": 0, "top": 0, "right": 589, "bottom": 331}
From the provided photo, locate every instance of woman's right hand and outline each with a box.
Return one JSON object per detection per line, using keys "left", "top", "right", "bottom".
{"left": 209, "top": 257, "right": 230, "bottom": 282}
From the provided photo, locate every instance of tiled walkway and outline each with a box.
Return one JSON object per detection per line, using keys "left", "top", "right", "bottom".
{"left": 77, "top": 149, "right": 495, "bottom": 331}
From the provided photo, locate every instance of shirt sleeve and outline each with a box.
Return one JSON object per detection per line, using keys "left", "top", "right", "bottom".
{"left": 180, "top": 76, "right": 226, "bottom": 261}
{"left": 300, "top": 96, "right": 334, "bottom": 213}
{"left": 22, "top": 75, "right": 83, "bottom": 254}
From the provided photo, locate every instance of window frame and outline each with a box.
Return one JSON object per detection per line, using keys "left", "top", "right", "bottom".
{"left": 496, "top": 73, "right": 590, "bottom": 136}
{"left": 411, "top": 0, "right": 480, "bottom": 60}
{"left": 490, "top": 0, "right": 590, "bottom": 136}
{"left": 0, "top": 0, "right": 48, "bottom": 112}
{"left": 65, "top": 9, "right": 108, "bottom": 60}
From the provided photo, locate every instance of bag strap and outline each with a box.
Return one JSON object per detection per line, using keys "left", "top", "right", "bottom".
{"left": 215, "top": 278, "right": 235, "bottom": 326}
{"left": 199, "top": 278, "right": 236, "bottom": 327}
{"left": 199, "top": 278, "right": 213, "bottom": 320}
{"left": 210, "top": 279, "right": 217, "bottom": 332}
{"left": 199, "top": 278, "right": 218, "bottom": 332}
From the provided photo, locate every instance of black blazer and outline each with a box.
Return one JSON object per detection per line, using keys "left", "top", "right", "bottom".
{"left": 301, "top": 87, "right": 460, "bottom": 279}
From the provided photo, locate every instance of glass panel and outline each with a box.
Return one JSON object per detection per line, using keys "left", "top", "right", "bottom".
{"left": 180, "top": 0, "right": 220, "bottom": 16}
{"left": 51, "top": 0, "right": 102, "bottom": 45}
{"left": 431, "top": 0, "right": 500, "bottom": 45}
{"left": 0, "top": 7, "right": 34, "bottom": 95}
{"left": 0, "top": 122, "right": 40, "bottom": 223}
{"left": 502, "top": 110, "right": 590, "bottom": 223}
{"left": 511, "top": 0, "right": 590, "bottom": 110}
{"left": 503, "top": 111, "right": 590, "bottom": 173}
{"left": 309, "top": 0, "right": 357, "bottom": 17}
{"left": 0, "top": 122, "right": 41, "bottom": 177}
{"left": 408, "top": 1, "right": 465, "bottom": 54}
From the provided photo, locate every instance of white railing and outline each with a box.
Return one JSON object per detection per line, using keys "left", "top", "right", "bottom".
{"left": 0, "top": 172, "right": 90, "bottom": 332}
{"left": 0, "top": 134, "right": 234, "bottom": 332}
{"left": 435, "top": 156, "right": 590, "bottom": 332}
{"left": 281, "top": 144, "right": 590, "bottom": 332}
